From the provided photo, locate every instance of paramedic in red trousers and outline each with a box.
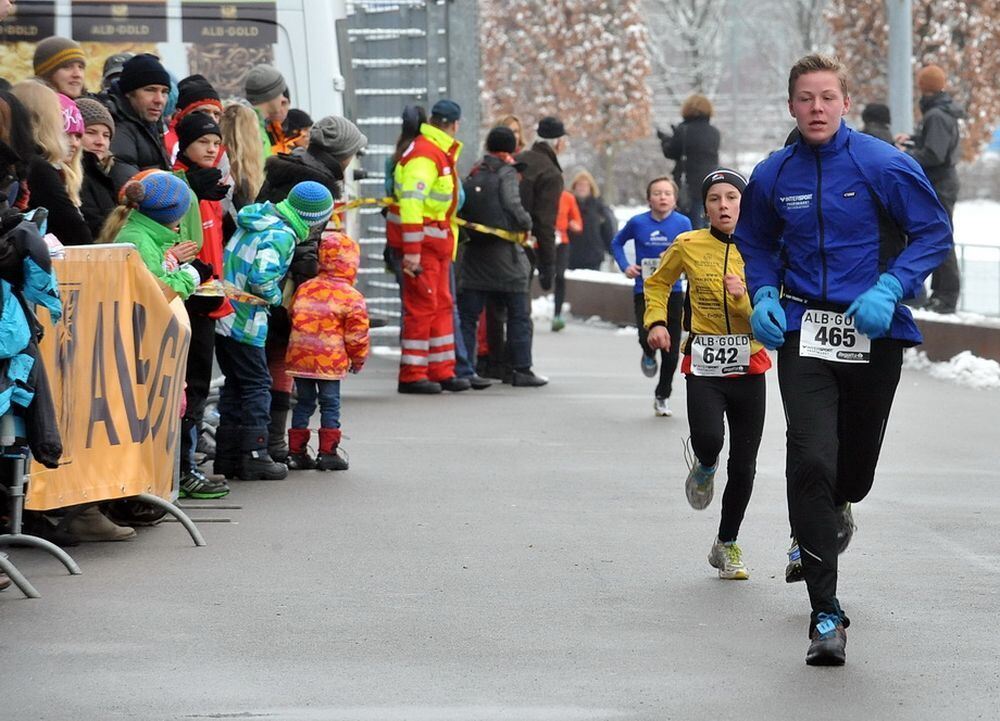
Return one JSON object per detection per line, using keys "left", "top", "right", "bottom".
{"left": 394, "top": 99, "right": 469, "bottom": 394}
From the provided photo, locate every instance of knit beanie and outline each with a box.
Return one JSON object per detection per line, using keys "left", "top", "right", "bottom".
{"left": 244, "top": 64, "right": 286, "bottom": 105}
{"left": 308, "top": 115, "right": 367, "bottom": 161}
{"left": 75, "top": 97, "right": 115, "bottom": 136}
{"left": 701, "top": 168, "right": 747, "bottom": 204}
{"left": 284, "top": 108, "right": 313, "bottom": 135}
{"left": 176, "top": 112, "right": 222, "bottom": 155}
{"left": 176, "top": 74, "right": 222, "bottom": 116}
{"left": 33, "top": 36, "right": 86, "bottom": 78}
{"left": 861, "top": 103, "right": 891, "bottom": 127}
{"left": 118, "top": 54, "right": 171, "bottom": 95}
{"left": 122, "top": 171, "right": 191, "bottom": 226}
{"left": 277, "top": 181, "right": 335, "bottom": 229}
{"left": 58, "top": 93, "right": 84, "bottom": 135}
{"left": 486, "top": 126, "right": 517, "bottom": 154}
{"left": 917, "top": 64, "right": 947, "bottom": 95}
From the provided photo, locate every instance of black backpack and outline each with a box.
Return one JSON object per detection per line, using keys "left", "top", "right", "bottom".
{"left": 459, "top": 162, "right": 511, "bottom": 242}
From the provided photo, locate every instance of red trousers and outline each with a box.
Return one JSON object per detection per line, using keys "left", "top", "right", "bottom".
{"left": 399, "top": 236, "right": 456, "bottom": 383}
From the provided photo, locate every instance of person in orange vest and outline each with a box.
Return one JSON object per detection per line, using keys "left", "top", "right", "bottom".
{"left": 393, "top": 99, "right": 468, "bottom": 394}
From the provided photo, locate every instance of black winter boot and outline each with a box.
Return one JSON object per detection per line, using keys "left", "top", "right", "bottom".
{"left": 239, "top": 426, "right": 288, "bottom": 480}
{"left": 213, "top": 426, "right": 242, "bottom": 480}
{"left": 267, "top": 391, "right": 291, "bottom": 462}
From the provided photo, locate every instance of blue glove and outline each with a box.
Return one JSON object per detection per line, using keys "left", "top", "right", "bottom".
{"left": 750, "top": 286, "right": 786, "bottom": 349}
{"left": 846, "top": 273, "right": 903, "bottom": 338}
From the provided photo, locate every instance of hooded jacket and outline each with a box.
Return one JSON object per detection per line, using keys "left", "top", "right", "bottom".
{"left": 114, "top": 210, "right": 200, "bottom": 299}
{"left": 285, "top": 231, "right": 370, "bottom": 381}
{"left": 908, "top": 91, "right": 963, "bottom": 205}
{"left": 80, "top": 150, "right": 138, "bottom": 237}
{"left": 216, "top": 201, "right": 303, "bottom": 347}
{"left": 734, "top": 121, "right": 953, "bottom": 346}
{"left": 106, "top": 86, "right": 171, "bottom": 172}
{"left": 458, "top": 154, "right": 533, "bottom": 294}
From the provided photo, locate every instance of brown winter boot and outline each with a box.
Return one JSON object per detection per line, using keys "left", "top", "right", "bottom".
{"left": 316, "top": 428, "right": 348, "bottom": 471}
{"left": 287, "top": 428, "right": 316, "bottom": 470}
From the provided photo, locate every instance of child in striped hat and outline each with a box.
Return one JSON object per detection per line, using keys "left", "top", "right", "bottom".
{"left": 215, "top": 180, "right": 335, "bottom": 482}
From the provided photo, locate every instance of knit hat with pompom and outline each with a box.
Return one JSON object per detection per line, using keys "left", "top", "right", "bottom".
{"left": 122, "top": 171, "right": 191, "bottom": 226}
{"left": 277, "top": 181, "right": 335, "bottom": 229}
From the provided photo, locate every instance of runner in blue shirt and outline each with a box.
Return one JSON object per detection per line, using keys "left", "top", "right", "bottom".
{"left": 611, "top": 177, "right": 692, "bottom": 416}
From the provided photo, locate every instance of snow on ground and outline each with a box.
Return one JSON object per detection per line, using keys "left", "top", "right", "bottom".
{"left": 954, "top": 199, "right": 1000, "bottom": 248}
{"left": 903, "top": 348, "right": 1000, "bottom": 390}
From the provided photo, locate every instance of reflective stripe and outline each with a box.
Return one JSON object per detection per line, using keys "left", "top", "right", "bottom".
{"left": 428, "top": 191, "right": 452, "bottom": 202}
{"left": 401, "top": 338, "right": 430, "bottom": 350}
{"left": 386, "top": 212, "right": 401, "bottom": 224}
{"left": 400, "top": 354, "right": 428, "bottom": 366}
{"left": 402, "top": 231, "right": 423, "bottom": 243}
{"left": 424, "top": 226, "right": 449, "bottom": 239}
{"left": 401, "top": 190, "right": 425, "bottom": 200}
{"left": 428, "top": 351, "right": 456, "bottom": 363}
{"left": 429, "top": 334, "right": 454, "bottom": 347}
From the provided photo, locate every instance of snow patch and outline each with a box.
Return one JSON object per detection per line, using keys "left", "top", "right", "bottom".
{"left": 371, "top": 345, "right": 401, "bottom": 358}
{"left": 903, "top": 348, "right": 1000, "bottom": 390}
{"left": 564, "top": 268, "right": 635, "bottom": 287}
{"left": 532, "top": 294, "right": 569, "bottom": 323}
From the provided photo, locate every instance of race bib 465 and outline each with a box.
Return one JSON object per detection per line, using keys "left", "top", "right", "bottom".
{"left": 799, "top": 310, "right": 871, "bottom": 363}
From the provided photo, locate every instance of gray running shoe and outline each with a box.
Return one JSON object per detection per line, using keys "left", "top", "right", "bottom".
{"left": 836, "top": 503, "right": 856, "bottom": 554}
{"left": 785, "top": 537, "right": 804, "bottom": 583}
{"left": 708, "top": 537, "right": 749, "bottom": 580}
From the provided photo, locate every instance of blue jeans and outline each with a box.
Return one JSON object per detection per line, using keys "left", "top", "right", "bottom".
{"left": 457, "top": 289, "right": 532, "bottom": 370}
{"left": 291, "top": 378, "right": 341, "bottom": 429}
{"left": 450, "top": 267, "right": 476, "bottom": 378}
{"left": 215, "top": 334, "right": 272, "bottom": 449}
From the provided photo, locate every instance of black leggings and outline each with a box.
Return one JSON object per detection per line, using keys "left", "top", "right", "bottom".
{"left": 686, "top": 372, "right": 766, "bottom": 543}
{"left": 778, "top": 333, "right": 902, "bottom": 626}
{"left": 635, "top": 291, "right": 683, "bottom": 399}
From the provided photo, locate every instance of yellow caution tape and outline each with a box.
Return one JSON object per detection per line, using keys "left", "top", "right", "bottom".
{"left": 330, "top": 196, "right": 530, "bottom": 247}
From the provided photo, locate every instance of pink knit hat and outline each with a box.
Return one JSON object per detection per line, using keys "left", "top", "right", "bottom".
{"left": 58, "top": 93, "right": 84, "bottom": 135}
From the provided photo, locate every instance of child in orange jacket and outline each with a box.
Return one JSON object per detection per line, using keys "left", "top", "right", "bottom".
{"left": 285, "top": 231, "right": 370, "bottom": 471}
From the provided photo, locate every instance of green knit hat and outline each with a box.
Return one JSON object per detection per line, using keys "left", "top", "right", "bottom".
{"left": 277, "top": 181, "right": 334, "bottom": 227}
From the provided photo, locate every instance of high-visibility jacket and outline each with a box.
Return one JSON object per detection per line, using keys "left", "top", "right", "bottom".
{"left": 393, "top": 123, "right": 462, "bottom": 256}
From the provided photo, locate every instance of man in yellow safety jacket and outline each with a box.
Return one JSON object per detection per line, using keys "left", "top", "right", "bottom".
{"left": 393, "top": 99, "right": 469, "bottom": 393}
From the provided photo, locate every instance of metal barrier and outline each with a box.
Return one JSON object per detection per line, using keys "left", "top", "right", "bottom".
{"left": 956, "top": 243, "right": 1000, "bottom": 316}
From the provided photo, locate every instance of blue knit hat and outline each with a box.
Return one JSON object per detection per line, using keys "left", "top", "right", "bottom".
{"left": 123, "top": 171, "right": 191, "bottom": 226}
{"left": 278, "top": 181, "right": 334, "bottom": 227}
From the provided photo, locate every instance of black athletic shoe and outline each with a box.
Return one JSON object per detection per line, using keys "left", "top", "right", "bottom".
{"left": 468, "top": 374, "right": 493, "bottom": 390}
{"left": 398, "top": 380, "right": 443, "bottom": 394}
{"left": 511, "top": 369, "right": 548, "bottom": 387}
{"left": 179, "top": 469, "right": 230, "bottom": 499}
{"left": 836, "top": 503, "right": 856, "bottom": 554}
{"left": 439, "top": 376, "right": 472, "bottom": 392}
{"left": 316, "top": 451, "right": 349, "bottom": 471}
{"left": 806, "top": 613, "right": 847, "bottom": 666}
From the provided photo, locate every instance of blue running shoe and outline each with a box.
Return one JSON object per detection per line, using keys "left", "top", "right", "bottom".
{"left": 806, "top": 611, "right": 847, "bottom": 666}
{"left": 785, "top": 537, "right": 804, "bottom": 583}
{"left": 641, "top": 353, "right": 658, "bottom": 378}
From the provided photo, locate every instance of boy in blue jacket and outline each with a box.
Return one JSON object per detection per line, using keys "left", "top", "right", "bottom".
{"left": 611, "top": 177, "right": 691, "bottom": 416}
{"left": 214, "top": 180, "right": 335, "bottom": 481}
{"left": 734, "top": 54, "right": 952, "bottom": 666}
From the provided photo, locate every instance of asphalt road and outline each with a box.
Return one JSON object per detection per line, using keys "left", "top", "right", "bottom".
{"left": 2, "top": 321, "right": 998, "bottom": 720}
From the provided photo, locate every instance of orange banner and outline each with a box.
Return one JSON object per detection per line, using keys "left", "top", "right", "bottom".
{"left": 25, "top": 246, "right": 191, "bottom": 511}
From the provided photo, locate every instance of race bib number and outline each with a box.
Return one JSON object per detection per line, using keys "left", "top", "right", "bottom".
{"left": 691, "top": 334, "right": 752, "bottom": 376}
{"left": 641, "top": 257, "right": 660, "bottom": 279}
{"left": 799, "top": 310, "right": 871, "bottom": 363}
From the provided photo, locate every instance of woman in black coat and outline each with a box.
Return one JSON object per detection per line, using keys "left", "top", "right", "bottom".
{"left": 658, "top": 93, "right": 720, "bottom": 229}
{"left": 567, "top": 169, "right": 616, "bottom": 271}
{"left": 76, "top": 97, "right": 138, "bottom": 237}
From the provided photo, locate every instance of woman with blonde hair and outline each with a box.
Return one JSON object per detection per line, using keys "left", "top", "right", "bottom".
{"left": 567, "top": 169, "right": 616, "bottom": 271}
{"left": 12, "top": 80, "right": 93, "bottom": 245}
{"left": 497, "top": 113, "right": 526, "bottom": 153}
{"left": 220, "top": 102, "right": 265, "bottom": 224}
{"left": 657, "top": 93, "right": 720, "bottom": 229}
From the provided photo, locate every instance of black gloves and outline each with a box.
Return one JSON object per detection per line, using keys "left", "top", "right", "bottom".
{"left": 189, "top": 258, "right": 214, "bottom": 283}
{"left": 186, "top": 167, "right": 230, "bottom": 202}
{"left": 537, "top": 264, "right": 554, "bottom": 291}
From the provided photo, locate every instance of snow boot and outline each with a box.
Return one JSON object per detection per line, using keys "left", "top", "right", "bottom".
{"left": 213, "top": 426, "right": 242, "bottom": 480}
{"left": 267, "top": 391, "right": 291, "bottom": 463}
{"left": 238, "top": 426, "right": 288, "bottom": 480}
{"left": 316, "top": 428, "right": 348, "bottom": 471}
{"left": 287, "top": 427, "right": 316, "bottom": 470}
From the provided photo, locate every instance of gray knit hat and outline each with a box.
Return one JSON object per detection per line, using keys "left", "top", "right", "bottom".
{"left": 75, "top": 98, "right": 115, "bottom": 137}
{"left": 309, "top": 115, "right": 367, "bottom": 161}
{"left": 244, "top": 64, "right": 286, "bottom": 105}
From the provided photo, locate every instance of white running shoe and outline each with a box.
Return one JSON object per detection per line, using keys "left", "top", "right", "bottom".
{"left": 708, "top": 537, "right": 749, "bottom": 580}
{"left": 654, "top": 397, "right": 672, "bottom": 417}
